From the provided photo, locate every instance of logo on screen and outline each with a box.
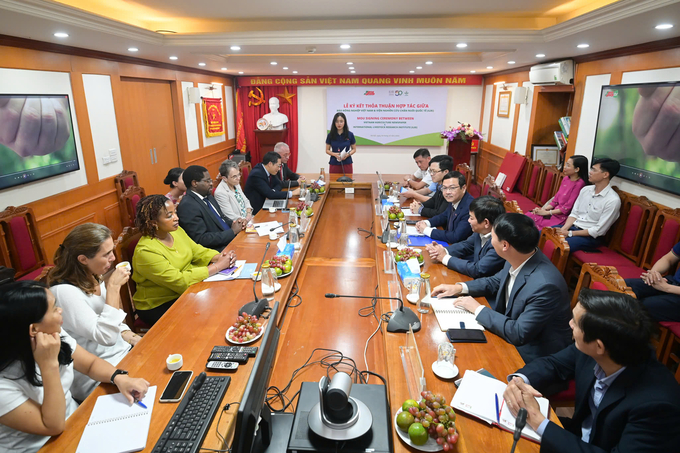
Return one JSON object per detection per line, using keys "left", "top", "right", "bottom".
{"left": 364, "top": 91, "right": 375, "bottom": 95}
{"left": 604, "top": 90, "right": 618, "bottom": 98}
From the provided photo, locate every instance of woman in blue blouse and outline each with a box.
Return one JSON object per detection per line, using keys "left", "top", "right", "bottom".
{"left": 325, "top": 112, "right": 357, "bottom": 174}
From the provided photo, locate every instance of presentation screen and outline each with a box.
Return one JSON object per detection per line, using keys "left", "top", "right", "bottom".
{"left": 0, "top": 94, "right": 80, "bottom": 191}
{"left": 592, "top": 82, "right": 680, "bottom": 196}
{"left": 326, "top": 86, "right": 447, "bottom": 146}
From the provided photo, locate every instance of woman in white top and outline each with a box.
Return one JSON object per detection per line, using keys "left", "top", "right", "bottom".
{"left": 47, "top": 223, "right": 140, "bottom": 401}
{"left": 0, "top": 281, "right": 148, "bottom": 453}
{"left": 214, "top": 159, "right": 253, "bottom": 223}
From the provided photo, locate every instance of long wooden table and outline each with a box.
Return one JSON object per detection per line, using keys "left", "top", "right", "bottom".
{"left": 41, "top": 174, "right": 558, "bottom": 453}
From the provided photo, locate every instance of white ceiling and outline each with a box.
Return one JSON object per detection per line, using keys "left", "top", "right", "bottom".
{"left": 0, "top": 0, "right": 679, "bottom": 76}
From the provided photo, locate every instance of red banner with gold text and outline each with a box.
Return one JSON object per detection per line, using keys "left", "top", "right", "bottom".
{"left": 202, "top": 97, "right": 224, "bottom": 137}
{"left": 237, "top": 75, "right": 482, "bottom": 87}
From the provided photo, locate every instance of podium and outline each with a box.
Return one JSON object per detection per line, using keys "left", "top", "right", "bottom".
{"left": 447, "top": 138, "right": 480, "bottom": 182}
{"left": 255, "top": 129, "right": 288, "bottom": 157}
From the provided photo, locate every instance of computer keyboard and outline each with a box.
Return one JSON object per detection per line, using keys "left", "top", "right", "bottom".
{"left": 272, "top": 200, "right": 285, "bottom": 208}
{"left": 151, "top": 372, "right": 231, "bottom": 453}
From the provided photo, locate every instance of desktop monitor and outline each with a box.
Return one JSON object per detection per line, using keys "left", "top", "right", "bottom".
{"left": 0, "top": 94, "right": 80, "bottom": 190}
{"left": 232, "top": 301, "right": 281, "bottom": 453}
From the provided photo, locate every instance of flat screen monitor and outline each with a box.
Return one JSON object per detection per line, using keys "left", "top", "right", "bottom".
{"left": 232, "top": 301, "right": 281, "bottom": 453}
{"left": 0, "top": 94, "right": 80, "bottom": 191}
{"left": 592, "top": 82, "right": 680, "bottom": 196}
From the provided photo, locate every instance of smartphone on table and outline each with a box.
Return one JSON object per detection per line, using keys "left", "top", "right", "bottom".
{"left": 159, "top": 370, "right": 193, "bottom": 403}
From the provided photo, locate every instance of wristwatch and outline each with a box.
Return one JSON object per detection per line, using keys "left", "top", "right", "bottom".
{"left": 110, "top": 369, "right": 128, "bottom": 384}
{"left": 568, "top": 231, "right": 573, "bottom": 237}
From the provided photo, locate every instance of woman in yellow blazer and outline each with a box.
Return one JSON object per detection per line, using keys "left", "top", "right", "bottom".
{"left": 132, "top": 195, "right": 236, "bottom": 325}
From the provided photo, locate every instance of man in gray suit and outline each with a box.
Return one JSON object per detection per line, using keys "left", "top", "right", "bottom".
{"left": 432, "top": 213, "right": 572, "bottom": 364}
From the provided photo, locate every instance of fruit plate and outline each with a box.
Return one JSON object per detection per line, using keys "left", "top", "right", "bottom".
{"left": 394, "top": 409, "right": 443, "bottom": 452}
{"left": 226, "top": 325, "right": 264, "bottom": 345}
{"left": 277, "top": 267, "right": 294, "bottom": 278}
{"left": 295, "top": 211, "right": 314, "bottom": 217}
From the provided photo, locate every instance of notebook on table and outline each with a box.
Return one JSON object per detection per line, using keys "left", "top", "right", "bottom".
{"left": 76, "top": 386, "right": 157, "bottom": 453}
{"left": 430, "top": 298, "right": 485, "bottom": 331}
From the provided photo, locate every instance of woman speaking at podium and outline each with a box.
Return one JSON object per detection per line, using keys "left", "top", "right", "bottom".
{"left": 326, "top": 112, "right": 357, "bottom": 174}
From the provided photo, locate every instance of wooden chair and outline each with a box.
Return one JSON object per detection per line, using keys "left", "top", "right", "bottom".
{"left": 0, "top": 206, "right": 53, "bottom": 281}
{"left": 238, "top": 161, "right": 252, "bottom": 190}
{"left": 640, "top": 208, "right": 680, "bottom": 270}
{"left": 659, "top": 324, "right": 680, "bottom": 384}
{"left": 114, "top": 227, "right": 150, "bottom": 333}
{"left": 503, "top": 200, "right": 523, "bottom": 214}
{"left": 570, "top": 263, "right": 636, "bottom": 309}
{"left": 481, "top": 174, "right": 496, "bottom": 197}
{"left": 539, "top": 227, "right": 570, "bottom": 274}
{"left": 456, "top": 163, "right": 472, "bottom": 189}
{"left": 535, "top": 166, "right": 562, "bottom": 207}
{"left": 119, "top": 186, "right": 147, "bottom": 228}
{"left": 114, "top": 170, "right": 140, "bottom": 199}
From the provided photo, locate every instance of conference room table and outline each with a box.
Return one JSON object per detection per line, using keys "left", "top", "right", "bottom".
{"left": 40, "top": 173, "right": 559, "bottom": 453}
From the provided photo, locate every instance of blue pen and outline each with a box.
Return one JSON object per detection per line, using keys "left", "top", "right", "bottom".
{"left": 136, "top": 400, "right": 147, "bottom": 409}
{"left": 494, "top": 393, "right": 500, "bottom": 424}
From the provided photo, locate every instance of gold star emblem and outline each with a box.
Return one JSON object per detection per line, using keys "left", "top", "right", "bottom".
{"left": 276, "top": 86, "right": 296, "bottom": 105}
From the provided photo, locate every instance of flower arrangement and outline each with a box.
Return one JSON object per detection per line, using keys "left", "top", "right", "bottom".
{"left": 441, "top": 122, "right": 483, "bottom": 143}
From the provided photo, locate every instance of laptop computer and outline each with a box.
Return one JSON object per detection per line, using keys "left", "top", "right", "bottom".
{"left": 262, "top": 181, "right": 292, "bottom": 210}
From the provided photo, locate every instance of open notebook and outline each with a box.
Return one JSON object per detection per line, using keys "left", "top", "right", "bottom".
{"left": 430, "top": 298, "right": 484, "bottom": 331}
{"left": 451, "top": 371, "right": 548, "bottom": 443}
{"left": 77, "top": 386, "right": 157, "bottom": 453}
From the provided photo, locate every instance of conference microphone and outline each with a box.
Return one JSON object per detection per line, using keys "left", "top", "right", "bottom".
{"left": 238, "top": 242, "right": 271, "bottom": 318}
{"left": 337, "top": 147, "right": 353, "bottom": 183}
{"left": 282, "top": 180, "right": 292, "bottom": 212}
{"left": 509, "top": 408, "right": 528, "bottom": 453}
{"left": 324, "top": 293, "right": 421, "bottom": 333}
{"left": 375, "top": 171, "right": 387, "bottom": 200}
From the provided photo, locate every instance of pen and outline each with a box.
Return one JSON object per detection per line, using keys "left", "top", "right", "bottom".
{"left": 495, "top": 394, "right": 500, "bottom": 424}
{"left": 136, "top": 400, "right": 147, "bottom": 409}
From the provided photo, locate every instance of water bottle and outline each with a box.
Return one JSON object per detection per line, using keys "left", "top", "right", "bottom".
{"left": 288, "top": 209, "right": 298, "bottom": 228}
{"left": 418, "top": 273, "right": 432, "bottom": 314}
{"left": 289, "top": 224, "right": 300, "bottom": 250}
{"left": 398, "top": 219, "right": 409, "bottom": 249}
{"left": 261, "top": 265, "right": 277, "bottom": 301}
{"left": 319, "top": 168, "right": 325, "bottom": 182}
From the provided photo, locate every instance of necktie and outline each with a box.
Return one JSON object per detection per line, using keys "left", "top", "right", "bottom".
{"left": 203, "top": 198, "right": 229, "bottom": 230}
{"left": 280, "top": 166, "right": 284, "bottom": 181}
{"left": 447, "top": 205, "right": 456, "bottom": 230}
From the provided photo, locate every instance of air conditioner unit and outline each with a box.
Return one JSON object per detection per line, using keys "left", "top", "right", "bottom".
{"left": 529, "top": 60, "right": 574, "bottom": 85}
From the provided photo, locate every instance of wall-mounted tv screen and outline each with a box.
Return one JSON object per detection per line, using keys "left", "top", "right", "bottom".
{"left": 0, "top": 94, "right": 80, "bottom": 190}
{"left": 592, "top": 82, "right": 680, "bottom": 196}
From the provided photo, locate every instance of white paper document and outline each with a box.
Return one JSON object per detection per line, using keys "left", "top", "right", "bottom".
{"left": 405, "top": 226, "right": 424, "bottom": 237}
{"left": 400, "top": 208, "right": 418, "bottom": 217}
{"left": 204, "top": 260, "right": 247, "bottom": 282}
{"left": 430, "top": 298, "right": 485, "bottom": 331}
{"left": 253, "top": 221, "right": 284, "bottom": 236}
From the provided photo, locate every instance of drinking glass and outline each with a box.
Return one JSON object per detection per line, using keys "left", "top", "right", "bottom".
{"left": 261, "top": 266, "right": 277, "bottom": 301}
{"left": 406, "top": 279, "right": 421, "bottom": 305}
{"left": 437, "top": 342, "right": 456, "bottom": 367}
{"left": 388, "top": 228, "right": 398, "bottom": 247}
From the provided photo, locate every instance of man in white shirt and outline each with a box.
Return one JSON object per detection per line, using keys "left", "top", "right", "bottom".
{"left": 402, "top": 148, "right": 433, "bottom": 190}
{"left": 558, "top": 158, "right": 621, "bottom": 252}
{"left": 432, "top": 213, "right": 572, "bottom": 363}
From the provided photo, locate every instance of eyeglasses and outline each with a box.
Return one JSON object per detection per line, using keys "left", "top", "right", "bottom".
{"left": 429, "top": 169, "right": 444, "bottom": 175}
{"left": 200, "top": 177, "right": 212, "bottom": 183}
{"left": 441, "top": 185, "right": 460, "bottom": 193}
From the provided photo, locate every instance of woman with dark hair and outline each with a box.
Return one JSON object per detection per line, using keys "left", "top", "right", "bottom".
{"left": 132, "top": 195, "right": 236, "bottom": 325}
{"left": 527, "top": 155, "right": 588, "bottom": 229}
{"left": 47, "top": 223, "right": 139, "bottom": 401}
{"left": 164, "top": 167, "right": 186, "bottom": 205}
{"left": 325, "top": 112, "right": 357, "bottom": 174}
{"left": 0, "top": 281, "right": 149, "bottom": 452}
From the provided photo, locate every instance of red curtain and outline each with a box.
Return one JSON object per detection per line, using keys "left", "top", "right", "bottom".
{"left": 236, "top": 85, "right": 298, "bottom": 171}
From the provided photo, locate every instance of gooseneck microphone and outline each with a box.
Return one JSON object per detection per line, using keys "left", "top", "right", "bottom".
{"left": 337, "top": 148, "right": 353, "bottom": 183}
{"left": 324, "top": 293, "right": 421, "bottom": 333}
{"left": 509, "top": 407, "right": 528, "bottom": 453}
{"left": 238, "top": 242, "right": 271, "bottom": 317}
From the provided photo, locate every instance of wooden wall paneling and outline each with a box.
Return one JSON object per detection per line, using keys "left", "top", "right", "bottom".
{"left": 104, "top": 202, "right": 123, "bottom": 239}
{"left": 0, "top": 44, "right": 71, "bottom": 71}
{"left": 68, "top": 71, "right": 101, "bottom": 184}
{"left": 478, "top": 81, "right": 488, "bottom": 133}
{"left": 70, "top": 55, "right": 119, "bottom": 76}
{"left": 41, "top": 213, "right": 98, "bottom": 261}
{"left": 117, "top": 62, "right": 178, "bottom": 81}
{"left": 509, "top": 92, "right": 522, "bottom": 155}
{"left": 194, "top": 82, "right": 205, "bottom": 150}
{"left": 144, "top": 80, "right": 181, "bottom": 194}
{"left": 487, "top": 84, "right": 497, "bottom": 145}
{"left": 529, "top": 90, "right": 573, "bottom": 146}
{"left": 171, "top": 81, "right": 190, "bottom": 166}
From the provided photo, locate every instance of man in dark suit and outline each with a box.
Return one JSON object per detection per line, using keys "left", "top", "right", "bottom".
{"left": 274, "top": 142, "right": 303, "bottom": 187}
{"left": 427, "top": 195, "right": 505, "bottom": 278}
{"left": 177, "top": 165, "right": 245, "bottom": 252}
{"left": 432, "top": 213, "right": 572, "bottom": 363}
{"left": 415, "top": 171, "right": 474, "bottom": 245}
{"left": 244, "top": 151, "right": 300, "bottom": 215}
{"left": 410, "top": 155, "right": 453, "bottom": 218}
{"left": 503, "top": 289, "right": 680, "bottom": 453}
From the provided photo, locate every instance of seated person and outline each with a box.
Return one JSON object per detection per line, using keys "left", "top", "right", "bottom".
{"left": 177, "top": 165, "right": 245, "bottom": 252}
{"left": 0, "top": 281, "right": 149, "bottom": 452}
{"left": 402, "top": 148, "right": 432, "bottom": 190}
{"left": 432, "top": 214, "right": 572, "bottom": 364}
{"left": 163, "top": 167, "right": 186, "bottom": 206}
{"left": 133, "top": 195, "right": 237, "bottom": 325}
{"left": 47, "top": 223, "right": 139, "bottom": 401}
{"left": 557, "top": 158, "right": 621, "bottom": 252}
{"left": 274, "top": 142, "right": 304, "bottom": 188}
{"left": 526, "top": 155, "right": 588, "bottom": 229}
{"left": 426, "top": 195, "right": 506, "bottom": 278}
{"left": 504, "top": 289, "right": 680, "bottom": 453}
{"left": 410, "top": 155, "right": 454, "bottom": 218}
{"left": 415, "top": 171, "right": 474, "bottom": 244}
{"left": 244, "top": 151, "right": 300, "bottom": 215}
{"left": 214, "top": 159, "right": 253, "bottom": 224}
{"left": 625, "top": 241, "right": 680, "bottom": 322}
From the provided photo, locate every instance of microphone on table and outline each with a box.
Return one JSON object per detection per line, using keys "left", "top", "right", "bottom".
{"left": 337, "top": 147, "right": 353, "bottom": 183}
{"left": 238, "top": 242, "right": 271, "bottom": 318}
{"left": 281, "top": 180, "right": 292, "bottom": 212}
{"left": 324, "top": 293, "right": 421, "bottom": 333}
{"left": 509, "top": 408, "right": 528, "bottom": 453}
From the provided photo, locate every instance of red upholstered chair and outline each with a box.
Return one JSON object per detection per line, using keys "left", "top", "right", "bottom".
{"left": 456, "top": 163, "right": 472, "bottom": 189}
{"left": 239, "top": 161, "right": 252, "bottom": 190}
{"left": 503, "top": 200, "right": 523, "bottom": 214}
{"left": 535, "top": 166, "right": 562, "bottom": 207}
{"left": 504, "top": 160, "right": 543, "bottom": 213}
{"left": 114, "top": 227, "right": 150, "bottom": 334}
{"left": 114, "top": 170, "right": 140, "bottom": 199}
{"left": 640, "top": 208, "right": 680, "bottom": 271}
{"left": 495, "top": 152, "right": 527, "bottom": 194}
{"left": 0, "top": 206, "right": 53, "bottom": 281}
{"left": 119, "top": 186, "right": 146, "bottom": 228}
{"left": 659, "top": 323, "right": 680, "bottom": 384}
{"left": 481, "top": 175, "right": 496, "bottom": 197}
{"left": 539, "top": 227, "right": 570, "bottom": 274}
{"left": 570, "top": 263, "right": 636, "bottom": 310}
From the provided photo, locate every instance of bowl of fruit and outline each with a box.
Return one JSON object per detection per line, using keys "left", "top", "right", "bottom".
{"left": 309, "top": 181, "right": 326, "bottom": 194}
{"left": 264, "top": 255, "right": 293, "bottom": 278}
{"left": 394, "top": 247, "right": 424, "bottom": 266}
{"left": 226, "top": 313, "right": 264, "bottom": 344}
{"left": 388, "top": 205, "right": 405, "bottom": 221}
{"left": 395, "top": 391, "right": 459, "bottom": 451}
{"left": 294, "top": 201, "right": 314, "bottom": 217}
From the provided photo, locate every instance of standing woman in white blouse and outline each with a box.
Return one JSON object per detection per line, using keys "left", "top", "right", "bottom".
{"left": 214, "top": 159, "right": 253, "bottom": 223}
{"left": 47, "top": 223, "right": 140, "bottom": 401}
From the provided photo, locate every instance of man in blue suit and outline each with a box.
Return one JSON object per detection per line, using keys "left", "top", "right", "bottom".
{"left": 432, "top": 213, "right": 572, "bottom": 364}
{"left": 503, "top": 289, "right": 680, "bottom": 453}
{"left": 426, "top": 195, "right": 506, "bottom": 278}
{"left": 244, "top": 151, "right": 300, "bottom": 215}
{"left": 415, "top": 171, "right": 474, "bottom": 245}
